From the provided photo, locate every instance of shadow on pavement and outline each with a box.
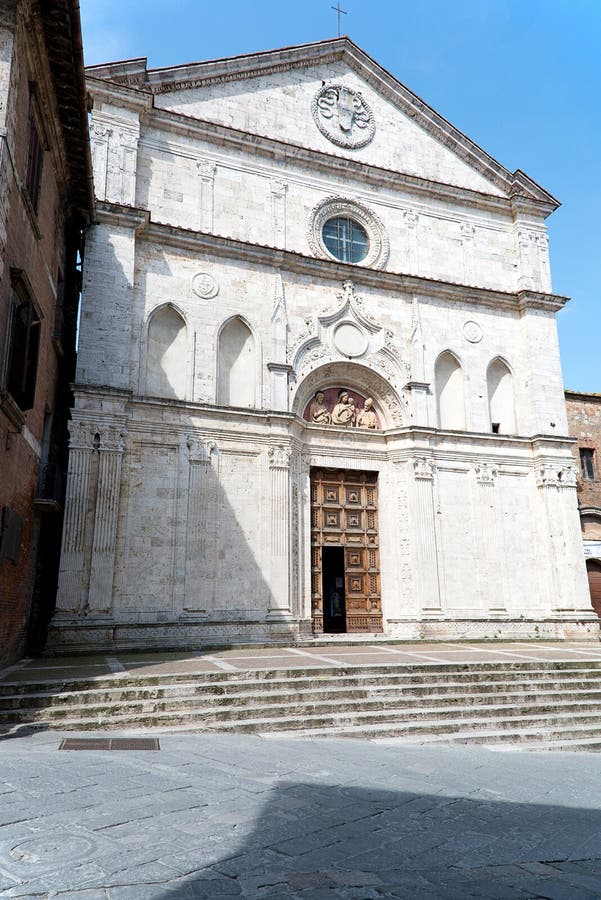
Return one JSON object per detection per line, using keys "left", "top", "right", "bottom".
{"left": 148, "top": 780, "right": 601, "bottom": 900}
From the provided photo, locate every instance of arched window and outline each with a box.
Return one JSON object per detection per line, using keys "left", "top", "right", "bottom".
{"left": 435, "top": 352, "right": 465, "bottom": 430}
{"left": 217, "top": 317, "right": 255, "bottom": 408}
{"left": 145, "top": 305, "right": 188, "bottom": 400}
{"left": 487, "top": 358, "right": 516, "bottom": 434}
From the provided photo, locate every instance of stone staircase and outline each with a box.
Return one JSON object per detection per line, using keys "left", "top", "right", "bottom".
{"left": 3, "top": 660, "right": 601, "bottom": 750}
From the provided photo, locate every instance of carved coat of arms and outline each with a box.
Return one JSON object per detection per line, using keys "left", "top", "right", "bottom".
{"left": 312, "top": 84, "right": 375, "bottom": 149}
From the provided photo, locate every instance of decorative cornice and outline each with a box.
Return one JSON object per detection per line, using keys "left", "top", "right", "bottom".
{"left": 139, "top": 107, "right": 550, "bottom": 218}
{"left": 86, "top": 37, "right": 557, "bottom": 217}
{"left": 119, "top": 211, "right": 568, "bottom": 315}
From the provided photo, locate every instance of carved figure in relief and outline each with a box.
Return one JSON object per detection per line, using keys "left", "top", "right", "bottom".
{"left": 309, "top": 391, "right": 332, "bottom": 425}
{"left": 356, "top": 397, "right": 378, "bottom": 429}
{"left": 331, "top": 390, "right": 356, "bottom": 427}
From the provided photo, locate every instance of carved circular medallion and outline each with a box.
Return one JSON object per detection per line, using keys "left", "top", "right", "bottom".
{"left": 312, "top": 84, "right": 375, "bottom": 149}
{"left": 463, "top": 320, "right": 483, "bottom": 343}
{"left": 192, "top": 272, "right": 219, "bottom": 299}
{"left": 333, "top": 322, "right": 368, "bottom": 358}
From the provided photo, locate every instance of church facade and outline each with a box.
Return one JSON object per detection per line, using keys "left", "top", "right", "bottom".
{"left": 50, "top": 38, "right": 596, "bottom": 651}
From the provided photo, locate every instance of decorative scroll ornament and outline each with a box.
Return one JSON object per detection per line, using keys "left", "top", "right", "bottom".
{"left": 312, "top": 84, "right": 375, "bottom": 149}
{"left": 413, "top": 457, "right": 435, "bottom": 480}
{"left": 100, "top": 427, "right": 127, "bottom": 452}
{"left": 186, "top": 436, "right": 216, "bottom": 464}
{"left": 534, "top": 464, "right": 577, "bottom": 488}
{"left": 474, "top": 462, "right": 498, "bottom": 485}
{"left": 268, "top": 445, "right": 292, "bottom": 469}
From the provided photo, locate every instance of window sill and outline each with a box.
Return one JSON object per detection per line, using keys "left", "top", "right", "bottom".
{"left": 0, "top": 389, "right": 25, "bottom": 431}
{"left": 19, "top": 185, "right": 42, "bottom": 241}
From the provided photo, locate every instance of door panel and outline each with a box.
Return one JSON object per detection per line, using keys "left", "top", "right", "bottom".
{"left": 310, "top": 468, "right": 382, "bottom": 634}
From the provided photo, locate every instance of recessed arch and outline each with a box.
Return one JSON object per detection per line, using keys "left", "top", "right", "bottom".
{"left": 217, "top": 315, "right": 257, "bottom": 408}
{"left": 292, "top": 361, "right": 405, "bottom": 429}
{"left": 487, "top": 356, "right": 516, "bottom": 434}
{"left": 435, "top": 350, "right": 466, "bottom": 430}
{"left": 145, "top": 303, "right": 188, "bottom": 400}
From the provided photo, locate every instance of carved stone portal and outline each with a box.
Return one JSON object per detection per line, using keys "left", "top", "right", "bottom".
{"left": 304, "top": 388, "right": 381, "bottom": 430}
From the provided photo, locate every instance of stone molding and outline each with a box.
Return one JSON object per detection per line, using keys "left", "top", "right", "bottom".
{"left": 307, "top": 196, "right": 389, "bottom": 270}
{"left": 112, "top": 210, "right": 569, "bottom": 315}
{"left": 89, "top": 39, "right": 556, "bottom": 209}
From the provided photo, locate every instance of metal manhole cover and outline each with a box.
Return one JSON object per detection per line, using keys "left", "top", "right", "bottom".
{"left": 59, "top": 738, "right": 159, "bottom": 751}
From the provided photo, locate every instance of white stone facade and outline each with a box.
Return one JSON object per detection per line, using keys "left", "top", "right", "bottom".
{"left": 50, "top": 39, "right": 596, "bottom": 651}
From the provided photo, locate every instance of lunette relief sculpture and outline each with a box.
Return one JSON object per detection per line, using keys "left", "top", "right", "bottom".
{"left": 305, "top": 389, "right": 380, "bottom": 429}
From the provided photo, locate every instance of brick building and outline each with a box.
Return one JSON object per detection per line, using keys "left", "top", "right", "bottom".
{"left": 565, "top": 391, "right": 601, "bottom": 615}
{"left": 0, "top": 0, "right": 93, "bottom": 665}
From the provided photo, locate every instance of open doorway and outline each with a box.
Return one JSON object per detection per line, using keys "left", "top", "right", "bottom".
{"left": 322, "top": 547, "right": 346, "bottom": 633}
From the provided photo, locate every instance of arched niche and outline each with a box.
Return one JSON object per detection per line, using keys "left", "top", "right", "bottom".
{"left": 145, "top": 304, "right": 188, "bottom": 400}
{"left": 435, "top": 351, "right": 465, "bottom": 430}
{"left": 292, "top": 362, "right": 405, "bottom": 429}
{"left": 581, "top": 510, "right": 601, "bottom": 541}
{"left": 487, "top": 357, "right": 516, "bottom": 434}
{"left": 217, "top": 316, "right": 256, "bottom": 408}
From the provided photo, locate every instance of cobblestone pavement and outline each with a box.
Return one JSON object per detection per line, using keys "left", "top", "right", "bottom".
{"left": 4, "top": 640, "right": 601, "bottom": 684}
{"left": 2, "top": 730, "right": 601, "bottom": 899}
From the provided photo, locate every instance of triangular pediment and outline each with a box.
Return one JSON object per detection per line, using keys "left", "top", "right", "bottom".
{"left": 87, "top": 38, "right": 556, "bottom": 206}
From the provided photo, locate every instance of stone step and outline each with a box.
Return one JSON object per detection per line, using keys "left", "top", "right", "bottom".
{"left": 7, "top": 684, "right": 601, "bottom": 724}
{"left": 7, "top": 692, "right": 601, "bottom": 737}
{"left": 7, "top": 678, "right": 601, "bottom": 713}
{"left": 2, "top": 660, "right": 601, "bottom": 697}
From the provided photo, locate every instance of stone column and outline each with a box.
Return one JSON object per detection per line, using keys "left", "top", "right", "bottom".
{"left": 55, "top": 422, "right": 94, "bottom": 613}
{"left": 184, "top": 437, "right": 217, "bottom": 613}
{"left": 87, "top": 427, "right": 127, "bottom": 614}
{"left": 267, "top": 444, "right": 293, "bottom": 619}
{"left": 410, "top": 457, "right": 442, "bottom": 612}
{"left": 474, "top": 462, "right": 505, "bottom": 613}
{"left": 198, "top": 159, "right": 216, "bottom": 232}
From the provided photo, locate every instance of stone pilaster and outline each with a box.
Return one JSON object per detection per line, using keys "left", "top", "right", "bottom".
{"left": 270, "top": 178, "right": 288, "bottom": 247}
{"left": 87, "top": 427, "right": 127, "bottom": 614}
{"left": 474, "top": 462, "right": 504, "bottom": 613}
{"left": 267, "top": 444, "right": 293, "bottom": 619}
{"left": 535, "top": 463, "right": 584, "bottom": 612}
{"left": 461, "top": 222, "right": 475, "bottom": 284}
{"left": 403, "top": 209, "right": 419, "bottom": 274}
{"left": 410, "top": 457, "right": 442, "bottom": 611}
{"left": 198, "top": 159, "right": 216, "bottom": 232}
{"left": 55, "top": 422, "right": 94, "bottom": 613}
{"left": 184, "top": 437, "right": 217, "bottom": 613}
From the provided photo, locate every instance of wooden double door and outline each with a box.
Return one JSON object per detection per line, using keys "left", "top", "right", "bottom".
{"left": 310, "top": 468, "right": 382, "bottom": 634}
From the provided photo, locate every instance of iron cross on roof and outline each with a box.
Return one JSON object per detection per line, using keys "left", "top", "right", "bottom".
{"left": 331, "top": 2, "right": 347, "bottom": 37}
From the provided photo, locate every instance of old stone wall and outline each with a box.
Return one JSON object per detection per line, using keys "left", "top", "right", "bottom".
{"left": 51, "top": 42, "right": 594, "bottom": 650}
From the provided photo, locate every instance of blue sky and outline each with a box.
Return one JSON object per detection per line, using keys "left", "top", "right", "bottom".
{"left": 80, "top": 0, "right": 600, "bottom": 392}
